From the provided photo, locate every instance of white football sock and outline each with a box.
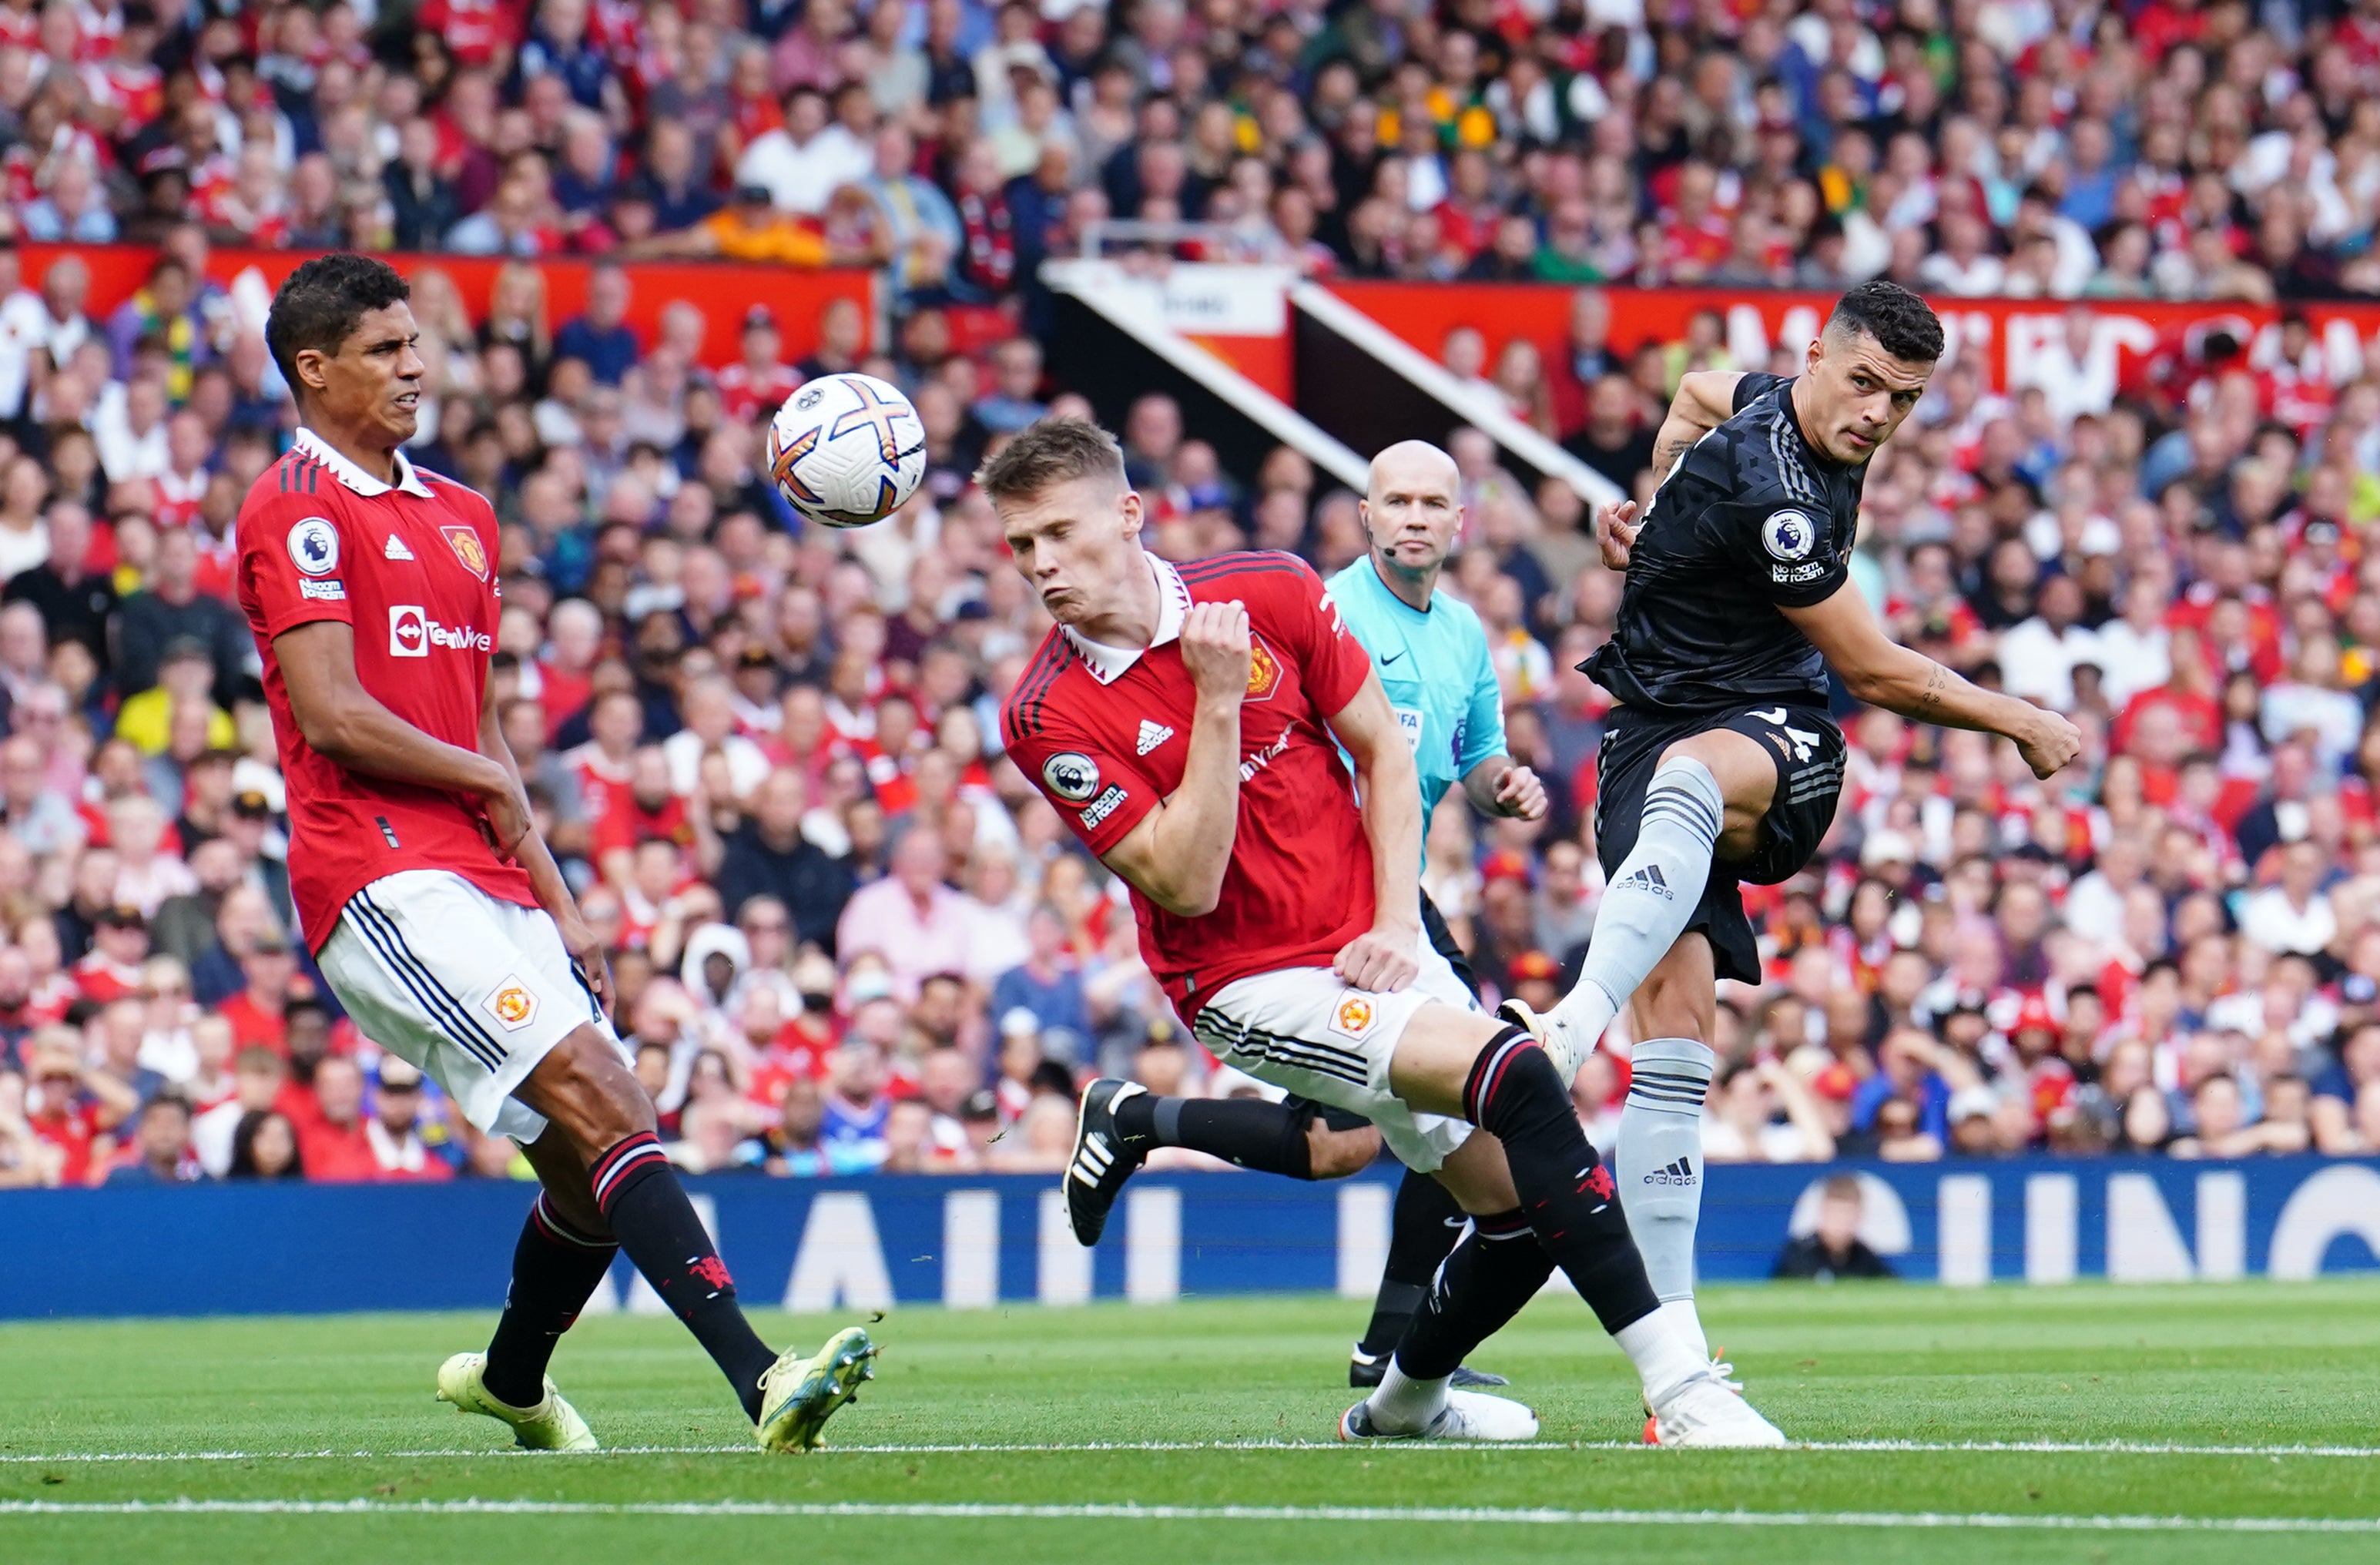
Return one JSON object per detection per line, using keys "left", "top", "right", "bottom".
{"left": 1616, "top": 1035, "right": 1716, "bottom": 1349}
{"left": 1613, "top": 1309, "right": 1709, "bottom": 1409}
{"left": 1656, "top": 1298, "right": 1709, "bottom": 1366}
{"left": 1552, "top": 758, "right": 1725, "bottom": 1041}
{"left": 1368, "top": 1362, "right": 1450, "bottom": 1433}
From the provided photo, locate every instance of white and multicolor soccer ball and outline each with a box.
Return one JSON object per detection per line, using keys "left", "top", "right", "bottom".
{"left": 766, "top": 372, "right": 927, "bottom": 529}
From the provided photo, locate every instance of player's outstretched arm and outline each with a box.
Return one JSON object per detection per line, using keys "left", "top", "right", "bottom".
{"left": 1648, "top": 370, "right": 1745, "bottom": 475}
{"left": 1780, "top": 580, "right": 2083, "bottom": 780}
{"left": 1096, "top": 601, "right": 1250, "bottom": 918}
{"left": 1325, "top": 671, "right": 1425, "bottom": 992}
{"left": 276, "top": 622, "right": 516, "bottom": 802}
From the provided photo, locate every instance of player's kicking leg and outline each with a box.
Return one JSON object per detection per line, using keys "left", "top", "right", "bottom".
{"left": 1067, "top": 1084, "right": 1505, "bottom": 1386}
{"left": 511, "top": 1030, "right": 877, "bottom": 1451}
{"left": 1339, "top": 1004, "right": 1782, "bottom": 1448}
{"left": 1500, "top": 727, "right": 1789, "bottom": 1376}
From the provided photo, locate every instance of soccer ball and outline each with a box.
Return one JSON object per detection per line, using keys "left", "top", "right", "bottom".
{"left": 766, "top": 372, "right": 927, "bottom": 529}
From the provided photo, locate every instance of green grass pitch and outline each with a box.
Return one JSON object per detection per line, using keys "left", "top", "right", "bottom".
{"left": 2, "top": 1280, "right": 2378, "bottom": 1563}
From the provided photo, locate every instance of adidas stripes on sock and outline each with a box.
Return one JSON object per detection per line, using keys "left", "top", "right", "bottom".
{"left": 1462, "top": 1026, "right": 1661, "bottom": 1337}
{"left": 1617, "top": 1037, "right": 1717, "bottom": 1361}
{"left": 481, "top": 1191, "right": 619, "bottom": 1409}
{"left": 591, "top": 1132, "right": 779, "bottom": 1422}
{"left": 1356, "top": 1168, "right": 1469, "bottom": 1360}
{"left": 1114, "top": 1093, "right": 1317, "bottom": 1178}
{"left": 1551, "top": 756, "right": 1726, "bottom": 1044}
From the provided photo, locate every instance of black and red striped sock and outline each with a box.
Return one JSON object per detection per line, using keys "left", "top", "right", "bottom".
{"left": 481, "top": 1192, "right": 620, "bottom": 1409}
{"left": 592, "top": 1132, "right": 777, "bottom": 1421}
{"left": 1462, "top": 1026, "right": 1661, "bottom": 1336}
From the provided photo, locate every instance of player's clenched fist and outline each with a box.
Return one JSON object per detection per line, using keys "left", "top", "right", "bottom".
{"left": 1335, "top": 922, "right": 1420, "bottom": 994}
{"left": 1595, "top": 499, "right": 1641, "bottom": 571}
{"left": 2015, "top": 708, "right": 2084, "bottom": 780}
{"left": 1181, "top": 599, "right": 1252, "bottom": 702}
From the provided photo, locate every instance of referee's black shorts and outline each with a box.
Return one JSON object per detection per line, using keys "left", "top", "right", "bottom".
{"left": 1592, "top": 699, "right": 1847, "bottom": 986}
{"left": 1291, "top": 888, "right": 1477, "bottom": 1134}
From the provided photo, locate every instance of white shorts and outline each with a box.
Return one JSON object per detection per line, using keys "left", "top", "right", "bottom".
{"left": 316, "top": 870, "right": 628, "bottom": 1143}
{"left": 1188, "top": 927, "right": 1477, "bottom": 1174}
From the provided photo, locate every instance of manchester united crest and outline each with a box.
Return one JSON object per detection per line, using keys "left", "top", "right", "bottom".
{"left": 441, "top": 524, "right": 489, "bottom": 580}
{"left": 1245, "top": 635, "right": 1281, "bottom": 702}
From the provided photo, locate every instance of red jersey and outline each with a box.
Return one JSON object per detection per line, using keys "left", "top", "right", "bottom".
{"left": 234, "top": 430, "right": 535, "bottom": 953}
{"left": 713, "top": 360, "right": 801, "bottom": 424}
{"left": 1002, "top": 551, "right": 1374, "bottom": 1013}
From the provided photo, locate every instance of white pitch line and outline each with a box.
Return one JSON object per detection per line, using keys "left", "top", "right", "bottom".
{"left": 1, "top": 1500, "right": 2377, "bottom": 1533}
{"left": 2, "top": 1439, "right": 2378, "bottom": 1463}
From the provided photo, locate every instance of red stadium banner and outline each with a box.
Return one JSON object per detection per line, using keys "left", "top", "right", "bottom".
{"left": 1326, "top": 280, "right": 2380, "bottom": 397}
{"left": 15, "top": 243, "right": 880, "bottom": 369}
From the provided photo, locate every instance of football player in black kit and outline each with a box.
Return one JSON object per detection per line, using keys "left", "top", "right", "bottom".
{"left": 1500, "top": 281, "right": 2083, "bottom": 1433}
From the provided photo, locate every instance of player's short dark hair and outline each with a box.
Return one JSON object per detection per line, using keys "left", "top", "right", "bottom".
{"left": 974, "top": 416, "right": 1128, "bottom": 504}
{"left": 264, "top": 253, "right": 411, "bottom": 400}
{"left": 1826, "top": 279, "right": 1944, "bottom": 365}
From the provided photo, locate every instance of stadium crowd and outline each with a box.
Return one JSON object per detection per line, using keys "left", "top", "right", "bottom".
{"left": 6, "top": 0, "right": 2380, "bottom": 1187}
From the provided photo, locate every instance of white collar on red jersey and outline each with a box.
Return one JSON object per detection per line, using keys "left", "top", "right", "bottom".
{"left": 292, "top": 426, "right": 435, "bottom": 500}
{"left": 1058, "top": 551, "right": 1190, "bottom": 685}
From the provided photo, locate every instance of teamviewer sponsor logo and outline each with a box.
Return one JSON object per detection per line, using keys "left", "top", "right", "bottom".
{"left": 389, "top": 605, "right": 492, "bottom": 658}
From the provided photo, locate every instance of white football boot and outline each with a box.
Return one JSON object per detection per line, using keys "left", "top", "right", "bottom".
{"left": 1339, "top": 1388, "right": 1541, "bottom": 1443}
{"left": 1493, "top": 999, "right": 1593, "bottom": 1086}
{"left": 1649, "top": 1369, "right": 1786, "bottom": 1449}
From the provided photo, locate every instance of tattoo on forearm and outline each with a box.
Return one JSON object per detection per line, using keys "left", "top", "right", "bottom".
{"left": 1916, "top": 662, "right": 1949, "bottom": 715}
{"left": 1651, "top": 435, "right": 1689, "bottom": 473}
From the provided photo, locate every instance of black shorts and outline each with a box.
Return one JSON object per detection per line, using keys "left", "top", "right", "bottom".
{"left": 1594, "top": 700, "right": 1846, "bottom": 986}
{"left": 1290, "top": 888, "right": 1479, "bottom": 1133}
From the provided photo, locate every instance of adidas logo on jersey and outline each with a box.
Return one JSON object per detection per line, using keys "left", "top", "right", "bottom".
{"left": 1618, "top": 863, "right": 1673, "bottom": 900}
{"left": 1643, "top": 1157, "right": 1698, "bottom": 1187}
{"left": 384, "top": 535, "right": 414, "bottom": 561}
{"left": 1135, "top": 719, "right": 1175, "bottom": 756}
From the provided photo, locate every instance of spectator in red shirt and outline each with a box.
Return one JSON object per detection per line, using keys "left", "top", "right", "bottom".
{"left": 296, "top": 1054, "right": 379, "bottom": 1183}
{"left": 213, "top": 930, "right": 299, "bottom": 1057}
{"left": 24, "top": 1030, "right": 110, "bottom": 1184}
{"left": 712, "top": 306, "right": 800, "bottom": 424}
{"left": 72, "top": 903, "right": 151, "bottom": 1004}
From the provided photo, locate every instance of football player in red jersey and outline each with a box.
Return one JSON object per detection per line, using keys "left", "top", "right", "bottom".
{"left": 236, "top": 255, "right": 870, "bottom": 1454}
{"left": 986, "top": 419, "right": 1782, "bottom": 1446}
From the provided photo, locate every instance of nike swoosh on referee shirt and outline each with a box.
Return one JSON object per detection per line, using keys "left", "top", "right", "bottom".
{"left": 1380, "top": 651, "right": 1406, "bottom": 666}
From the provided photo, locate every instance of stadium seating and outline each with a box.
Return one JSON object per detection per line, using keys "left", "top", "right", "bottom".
{"left": 2, "top": 0, "right": 2379, "bottom": 1195}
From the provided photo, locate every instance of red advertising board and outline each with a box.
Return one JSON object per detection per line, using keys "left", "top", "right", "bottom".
{"left": 1326, "top": 280, "right": 2380, "bottom": 395}
{"left": 15, "top": 243, "right": 880, "bottom": 368}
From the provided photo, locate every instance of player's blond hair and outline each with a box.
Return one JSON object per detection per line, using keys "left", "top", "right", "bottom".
{"left": 974, "top": 417, "right": 1128, "bottom": 504}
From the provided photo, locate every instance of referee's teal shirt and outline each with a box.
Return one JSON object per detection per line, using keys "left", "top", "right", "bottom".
{"left": 1325, "top": 555, "right": 1508, "bottom": 866}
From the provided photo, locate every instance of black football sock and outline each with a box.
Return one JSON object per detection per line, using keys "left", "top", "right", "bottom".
{"left": 481, "top": 1192, "right": 620, "bottom": 1409}
{"left": 1112, "top": 1093, "right": 1316, "bottom": 1178}
{"left": 1463, "top": 1026, "right": 1661, "bottom": 1335}
{"left": 1356, "top": 1168, "right": 1468, "bottom": 1359}
{"left": 1393, "top": 1208, "right": 1556, "bottom": 1380}
{"left": 592, "top": 1132, "right": 778, "bottom": 1421}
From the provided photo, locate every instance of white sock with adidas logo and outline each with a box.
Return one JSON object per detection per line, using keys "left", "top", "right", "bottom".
{"left": 1550, "top": 756, "right": 1725, "bottom": 1048}
{"left": 1616, "top": 1036, "right": 1717, "bottom": 1362}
